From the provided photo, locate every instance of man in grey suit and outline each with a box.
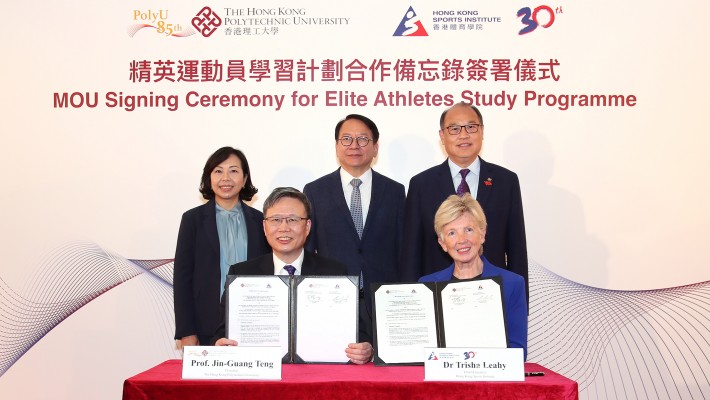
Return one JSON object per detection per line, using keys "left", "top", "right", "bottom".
{"left": 303, "top": 114, "right": 405, "bottom": 315}
{"left": 213, "top": 187, "right": 373, "bottom": 364}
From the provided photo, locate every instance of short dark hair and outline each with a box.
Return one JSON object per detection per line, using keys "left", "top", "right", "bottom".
{"left": 334, "top": 114, "right": 380, "bottom": 143}
{"left": 439, "top": 102, "right": 484, "bottom": 129}
{"left": 199, "top": 147, "right": 258, "bottom": 201}
{"left": 262, "top": 187, "right": 312, "bottom": 218}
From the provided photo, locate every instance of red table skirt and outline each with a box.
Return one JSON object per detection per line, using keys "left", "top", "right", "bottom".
{"left": 123, "top": 360, "right": 578, "bottom": 400}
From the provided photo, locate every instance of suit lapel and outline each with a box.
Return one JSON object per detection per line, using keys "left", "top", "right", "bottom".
{"left": 201, "top": 200, "right": 221, "bottom": 255}
{"left": 328, "top": 169, "right": 361, "bottom": 240}
{"left": 301, "top": 252, "right": 325, "bottom": 275}
{"left": 301, "top": 252, "right": 315, "bottom": 275}
{"left": 241, "top": 200, "right": 263, "bottom": 256}
{"left": 256, "top": 254, "right": 275, "bottom": 275}
{"left": 476, "top": 158, "right": 494, "bottom": 206}
{"left": 362, "top": 170, "right": 384, "bottom": 239}
{"left": 437, "top": 160, "right": 456, "bottom": 195}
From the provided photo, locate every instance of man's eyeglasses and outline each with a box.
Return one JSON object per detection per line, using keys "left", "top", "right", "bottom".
{"left": 444, "top": 123, "right": 483, "bottom": 135}
{"left": 338, "top": 136, "right": 372, "bottom": 147}
{"left": 264, "top": 216, "right": 308, "bottom": 227}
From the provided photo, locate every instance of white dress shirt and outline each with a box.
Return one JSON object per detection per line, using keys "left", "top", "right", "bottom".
{"left": 273, "top": 250, "right": 306, "bottom": 275}
{"left": 339, "top": 167, "right": 373, "bottom": 224}
{"left": 448, "top": 157, "right": 481, "bottom": 199}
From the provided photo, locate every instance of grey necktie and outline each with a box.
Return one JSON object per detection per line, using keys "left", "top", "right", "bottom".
{"left": 350, "top": 178, "right": 363, "bottom": 238}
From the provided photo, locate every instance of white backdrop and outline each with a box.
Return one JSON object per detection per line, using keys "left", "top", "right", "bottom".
{"left": 1, "top": 1, "right": 708, "bottom": 399}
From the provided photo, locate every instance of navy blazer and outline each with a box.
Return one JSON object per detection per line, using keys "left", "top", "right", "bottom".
{"left": 211, "top": 252, "right": 373, "bottom": 343}
{"left": 173, "top": 199, "right": 270, "bottom": 343}
{"left": 418, "top": 257, "right": 528, "bottom": 359}
{"left": 401, "top": 159, "right": 528, "bottom": 294}
{"left": 303, "top": 169, "right": 405, "bottom": 308}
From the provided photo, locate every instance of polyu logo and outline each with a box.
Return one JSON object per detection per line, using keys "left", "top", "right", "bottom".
{"left": 192, "top": 6, "right": 222, "bottom": 37}
{"left": 393, "top": 6, "right": 428, "bottom": 36}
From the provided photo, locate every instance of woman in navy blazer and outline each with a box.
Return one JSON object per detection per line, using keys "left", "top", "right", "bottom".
{"left": 173, "top": 147, "right": 270, "bottom": 348}
{"left": 418, "top": 193, "right": 528, "bottom": 359}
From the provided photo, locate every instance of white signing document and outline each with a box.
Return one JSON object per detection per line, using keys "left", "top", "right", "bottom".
{"left": 439, "top": 278, "right": 507, "bottom": 348}
{"left": 227, "top": 276, "right": 290, "bottom": 360}
{"left": 373, "top": 283, "right": 438, "bottom": 365}
{"left": 294, "top": 276, "right": 358, "bottom": 363}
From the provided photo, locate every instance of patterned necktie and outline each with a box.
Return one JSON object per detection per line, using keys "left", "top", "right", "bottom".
{"left": 284, "top": 265, "right": 296, "bottom": 275}
{"left": 456, "top": 169, "right": 470, "bottom": 196}
{"left": 350, "top": 178, "right": 364, "bottom": 238}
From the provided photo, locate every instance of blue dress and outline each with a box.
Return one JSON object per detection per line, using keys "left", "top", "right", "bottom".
{"left": 418, "top": 256, "right": 528, "bottom": 359}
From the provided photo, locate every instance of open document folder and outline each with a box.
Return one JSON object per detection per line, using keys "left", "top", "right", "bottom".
{"left": 372, "top": 277, "right": 507, "bottom": 365}
{"left": 227, "top": 275, "right": 359, "bottom": 364}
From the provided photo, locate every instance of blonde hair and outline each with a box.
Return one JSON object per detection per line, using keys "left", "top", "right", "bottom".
{"left": 434, "top": 194, "right": 487, "bottom": 254}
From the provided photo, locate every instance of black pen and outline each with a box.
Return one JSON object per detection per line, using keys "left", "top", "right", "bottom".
{"left": 525, "top": 372, "right": 545, "bottom": 377}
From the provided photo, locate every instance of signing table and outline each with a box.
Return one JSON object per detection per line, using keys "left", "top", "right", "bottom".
{"left": 123, "top": 360, "right": 578, "bottom": 400}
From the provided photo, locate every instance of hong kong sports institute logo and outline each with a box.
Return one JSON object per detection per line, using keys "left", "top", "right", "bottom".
{"left": 393, "top": 6, "right": 429, "bottom": 36}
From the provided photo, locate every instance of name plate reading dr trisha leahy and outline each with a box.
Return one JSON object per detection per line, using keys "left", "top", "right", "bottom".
{"left": 424, "top": 347, "right": 524, "bottom": 381}
{"left": 182, "top": 346, "right": 282, "bottom": 380}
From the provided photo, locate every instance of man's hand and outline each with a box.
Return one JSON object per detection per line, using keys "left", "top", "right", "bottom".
{"left": 176, "top": 335, "right": 199, "bottom": 350}
{"left": 345, "top": 342, "right": 373, "bottom": 364}
{"left": 215, "top": 338, "right": 238, "bottom": 346}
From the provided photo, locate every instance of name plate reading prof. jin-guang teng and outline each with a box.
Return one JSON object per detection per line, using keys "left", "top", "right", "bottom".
{"left": 182, "top": 346, "right": 282, "bottom": 380}
{"left": 424, "top": 347, "right": 524, "bottom": 381}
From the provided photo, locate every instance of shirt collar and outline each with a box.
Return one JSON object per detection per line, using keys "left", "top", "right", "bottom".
{"left": 273, "top": 250, "right": 306, "bottom": 275}
{"left": 340, "top": 167, "right": 372, "bottom": 189}
{"left": 215, "top": 201, "right": 243, "bottom": 213}
{"left": 447, "top": 157, "right": 480, "bottom": 179}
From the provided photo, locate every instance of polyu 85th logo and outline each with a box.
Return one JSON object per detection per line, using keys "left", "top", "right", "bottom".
{"left": 517, "top": 5, "right": 562, "bottom": 35}
{"left": 192, "top": 6, "right": 222, "bottom": 37}
{"left": 128, "top": 9, "right": 193, "bottom": 37}
{"left": 393, "top": 6, "right": 429, "bottom": 36}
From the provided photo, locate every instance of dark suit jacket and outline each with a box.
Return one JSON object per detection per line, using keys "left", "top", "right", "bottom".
{"left": 173, "top": 199, "right": 270, "bottom": 344}
{"left": 303, "top": 169, "right": 405, "bottom": 310}
{"left": 212, "top": 252, "right": 372, "bottom": 344}
{"left": 401, "top": 158, "right": 528, "bottom": 293}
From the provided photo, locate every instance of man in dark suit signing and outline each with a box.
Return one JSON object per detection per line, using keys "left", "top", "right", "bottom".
{"left": 401, "top": 103, "right": 528, "bottom": 298}
{"left": 213, "top": 187, "right": 373, "bottom": 364}
{"left": 303, "top": 114, "right": 405, "bottom": 316}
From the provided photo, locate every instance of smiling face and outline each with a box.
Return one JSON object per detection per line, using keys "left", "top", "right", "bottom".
{"left": 437, "top": 212, "right": 486, "bottom": 266}
{"left": 439, "top": 104, "right": 484, "bottom": 167}
{"left": 336, "top": 118, "right": 379, "bottom": 177}
{"left": 210, "top": 154, "right": 245, "bottom": 209}
{"left": 263, "top": 197, "right": 311, "bottom": 263}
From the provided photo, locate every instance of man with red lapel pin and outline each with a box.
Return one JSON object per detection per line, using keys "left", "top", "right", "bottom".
{"left": 401, "top": 103, "right": 528, "bottom": 302}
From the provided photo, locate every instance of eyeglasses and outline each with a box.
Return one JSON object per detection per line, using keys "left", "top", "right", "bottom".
{"left": 444, "top": 123, "right": 483, "bottom": 135}
{"left": 338, "top": 136, "right": 372, "bottom": 147}
{"left": 264, "top": 216, "right": 308, "bottom": 227}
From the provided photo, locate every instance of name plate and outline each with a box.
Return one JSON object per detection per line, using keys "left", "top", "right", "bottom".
{"left": 424, "top": 347, "right": 524, "bottom": 381}
{"left": 182, "top": 346, "right": 282, "bottom": 380}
